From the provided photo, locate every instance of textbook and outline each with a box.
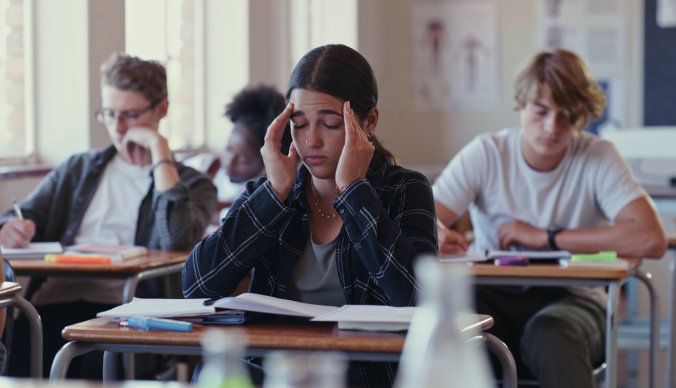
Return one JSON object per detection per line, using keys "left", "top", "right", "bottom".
{"left": 65, "top": 244, "right": 148, "bottom": 261}
{"left": 1, "top": 242, "right": 63, "bottom": 259}
{"left": 440, "top": 250, "right": 571, "bottom": 264}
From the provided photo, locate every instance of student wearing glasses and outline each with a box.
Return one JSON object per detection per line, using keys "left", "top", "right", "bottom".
{"left": 433, "top": 49, "right": 666, "bottom": 388}
{"left": 0, "top": 53, "right": 217, "bottom": 377}
{"left": 183, "top": 44, "right": 437, "bottom": 387}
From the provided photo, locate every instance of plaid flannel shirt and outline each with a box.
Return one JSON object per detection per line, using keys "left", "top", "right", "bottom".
{"left": 183, "top": 154, "right": 438, "bottom": 307}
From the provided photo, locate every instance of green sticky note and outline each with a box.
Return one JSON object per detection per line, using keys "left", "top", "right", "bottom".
{"left": 570, "top": 251, "right": 617, "bottom": 262}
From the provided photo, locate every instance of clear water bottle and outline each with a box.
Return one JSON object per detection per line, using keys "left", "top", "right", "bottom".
{"left": 395, "top": 257, "right": 493, "bottom": 388}
{"left": 263, "top": 351, "right": 347, "bottom": 388}
{"left": 197, "top": 329, "right": 254, "bottom": 388}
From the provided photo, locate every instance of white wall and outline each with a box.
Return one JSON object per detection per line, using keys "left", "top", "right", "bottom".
{"left": 2, "top": 0, "right": 648, "bottom": 198}
{"left": 33, "top": 0, "right": 124, "bottom": 164}
{"left": 21, "top": 0, "right": 649, "bottom": 168}
{"left": 357, "top": 0, "right": 645, "bottom": 166}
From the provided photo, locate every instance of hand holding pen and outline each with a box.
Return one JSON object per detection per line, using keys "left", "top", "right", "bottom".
{"left": 0, "top": 199, "right": 36, "bottom": 248}
{"left": 436, "top": 219, "right": 469, "bottom": 254}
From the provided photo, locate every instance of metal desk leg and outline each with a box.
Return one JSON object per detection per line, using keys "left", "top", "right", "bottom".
{"left": 122, "top": 276, "right": 140, "bottom": 304}
{"left": 667, "top": 254, "right": 676, "bottom": 388}
{"left": 606, "top": 281, "right": 621, "bottom": 388}
{"left": 122, "top": 275, "right": 140, "bottom": 379}
{"left": 103, "top": 351, "right": 117, "bottom": 381}
{"left": 633, "top": 270, "right": 659, "bottom": 388}
{"left": 482, "top": 333, "right": 517, "bottom": 388}
{"left": 123, "top": 352, "right": 136, "bottom": 379}
{"left": 13, "top": 294, "right": 43, "bottom": 378}
{"left": 50, "top": 341, "right": 98, "bottom": 380}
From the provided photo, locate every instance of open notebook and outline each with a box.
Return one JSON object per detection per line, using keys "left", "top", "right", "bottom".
{"left": 97, "top": 293, "right": 420, "bottom": 331}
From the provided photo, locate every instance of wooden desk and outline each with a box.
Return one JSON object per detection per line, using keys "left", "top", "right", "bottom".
{"left": 9, "top": 250, "right": 189, "bottom": 303}
{"left": 0, "top": 281, "right": 43, "bottom": 377}
{"left": 465, "top": 262, "right": 658, "bottom": 388}
{"left": 50, "top": 315, "right": 517, "bottom": 388}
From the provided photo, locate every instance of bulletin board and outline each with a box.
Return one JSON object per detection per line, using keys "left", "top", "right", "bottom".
{"left": 644, "top": 0, "right": 676, "bottom": 125}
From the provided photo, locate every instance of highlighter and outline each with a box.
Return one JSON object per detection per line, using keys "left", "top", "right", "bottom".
{"left": 570, "top": 251, "right": 617, "bottom": 263}
{"left": 127, "top": 316, "right": 193, "bottom": 332}
{"left": 45, "top": 254, "right": 111, "bottom": 265}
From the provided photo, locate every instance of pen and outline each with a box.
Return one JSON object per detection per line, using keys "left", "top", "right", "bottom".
{"left": 203, "top": 297, "right": 220, "bottom": 306}
{"left": 127, "top": 316, "right": 193, "bottom": 332}
{"left": 45, "top": 254, "right": 111, "bottom": 265}
{"left": 11, "top": 198, "right": 23, "bottom": 221}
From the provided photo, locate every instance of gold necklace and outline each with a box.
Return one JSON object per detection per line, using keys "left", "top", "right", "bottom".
{"left": 310, "top": 182, "right": 338, "bottom": 219}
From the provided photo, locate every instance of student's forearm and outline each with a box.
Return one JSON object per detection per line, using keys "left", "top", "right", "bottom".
{"left": 555, "top": 224, "right": 667, "bottom": 259}
{"left": 150, "top": 137, "right": 180, "bottom": 192}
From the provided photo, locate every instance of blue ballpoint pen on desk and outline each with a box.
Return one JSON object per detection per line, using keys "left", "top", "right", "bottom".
{"left": 127, "top": 316, "right": 193, "bottom": 332}
{"left": 11, "top": 198, "right": 23, "bottom": 221}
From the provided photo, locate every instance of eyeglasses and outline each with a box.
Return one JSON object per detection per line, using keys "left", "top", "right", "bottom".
{"left": 95, "top": 97, "right": 165, "bottom": 125}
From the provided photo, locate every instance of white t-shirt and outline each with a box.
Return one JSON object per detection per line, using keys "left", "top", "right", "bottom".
{"left": 212, "top": 168, "right": 247, "bottom": 203}
{"left": 33, "top": 155, "right": 152, "bottom": 305}
{"left": 433, "top": 128, "right": 648, "bottom": 305}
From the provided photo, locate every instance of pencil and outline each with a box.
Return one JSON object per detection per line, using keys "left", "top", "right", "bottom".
{"left": 11, "top": 198, "right": 24, "bottom": 221}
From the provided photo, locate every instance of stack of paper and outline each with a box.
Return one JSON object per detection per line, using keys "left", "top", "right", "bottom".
{"left": 312, "top": 305, "right": 417, "bottom": 331}
{"left": 1, "top": 242, "right": 63, "bottom": 259}
{"left": 97, "top": 297, "right": 216, "bottom": 318}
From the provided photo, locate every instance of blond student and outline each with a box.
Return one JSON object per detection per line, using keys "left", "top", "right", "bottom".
{"left": 433, "top": 49, "right": 666, "bottom": 387}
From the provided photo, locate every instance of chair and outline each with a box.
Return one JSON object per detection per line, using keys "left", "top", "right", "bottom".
{"left": 1, "top": 259, "right": 16, "bottom": 375}
{"left": 507, "top": 363, "right": 606, "bottom": 387}
{"left": 0, "top": 257, "right": 42, "bottom": 377}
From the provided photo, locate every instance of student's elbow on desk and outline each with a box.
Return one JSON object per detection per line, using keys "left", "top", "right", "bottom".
{"left": 618, "top": 224, "right": 668, "bottom": 259}
{"left": 639, "top": 228, "right": 668, "bottom": 259}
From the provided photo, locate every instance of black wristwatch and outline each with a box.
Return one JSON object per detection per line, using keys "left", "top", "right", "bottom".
{"left": 547, "top": 226, "right": 563, "bottom": 250}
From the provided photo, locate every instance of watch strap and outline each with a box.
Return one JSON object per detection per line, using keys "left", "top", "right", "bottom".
{"left": 547, "top": 227, "right": 563, "bottom": 250}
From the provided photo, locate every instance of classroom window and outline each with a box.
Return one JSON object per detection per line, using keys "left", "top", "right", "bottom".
{"left": 0, "top": 0, "right": 35, "bottom": 162}
{"left": 290, "top": 0, "right": 358, "bottom": 63}
{"left": 125, "top": 0, "right": 205, "bottom": 151}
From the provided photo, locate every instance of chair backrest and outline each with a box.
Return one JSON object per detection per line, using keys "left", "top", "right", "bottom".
{"left": 505, "top": 363, "right": 606, "bottom": 387}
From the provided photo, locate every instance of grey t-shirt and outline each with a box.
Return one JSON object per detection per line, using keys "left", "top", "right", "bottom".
{"left": 290, "top": 237, "right": 345, "bottom": 307}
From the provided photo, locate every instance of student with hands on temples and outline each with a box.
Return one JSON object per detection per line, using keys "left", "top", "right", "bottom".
{"left": 183, "top": 44, "right": 437, "bottom": 387}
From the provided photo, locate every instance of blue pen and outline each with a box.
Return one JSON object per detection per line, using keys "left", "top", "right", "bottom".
{"left": 127, "top": 316, "right": 193, "bottom": 332}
